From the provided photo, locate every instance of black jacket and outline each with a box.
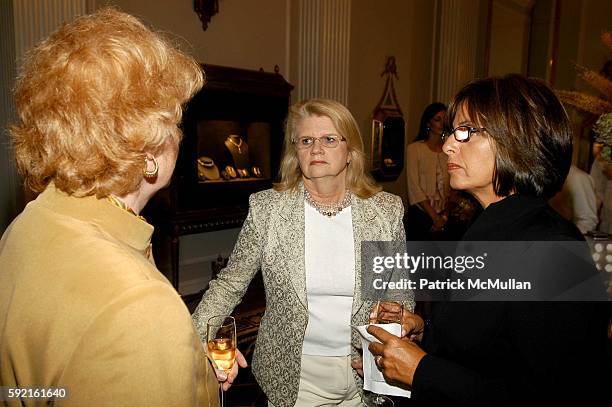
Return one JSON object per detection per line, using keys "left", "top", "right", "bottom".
{"left": 411, "top": 195, "right": 609, "bottom": 406}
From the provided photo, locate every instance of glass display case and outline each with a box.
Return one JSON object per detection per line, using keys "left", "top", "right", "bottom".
{"left": 143, "top": 64, "right": 293, "bottom": 288}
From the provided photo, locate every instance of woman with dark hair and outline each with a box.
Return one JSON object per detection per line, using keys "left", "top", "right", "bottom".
{"left": 367, "top": 74, "right": 608, "bottom": 406}
{"left": 406, "top": 102, "right": 450, "bottom": 240}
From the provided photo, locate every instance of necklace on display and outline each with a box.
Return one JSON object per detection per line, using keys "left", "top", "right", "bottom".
{"left": 304, "top": 189, "right": 352, "bottom": 217}
{"left": 227, "top": 136, "right": 243, "bottom": 153}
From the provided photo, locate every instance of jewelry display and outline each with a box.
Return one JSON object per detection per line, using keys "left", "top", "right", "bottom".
{"left": 224, "top": 165, "right": 237, "bottom": 178}
{"left": 224, "top": 135, "right": 251, "bottom": 172}
{"left": 251, "top": 166, "right": 262, "bottom": 178}
{"left": 226, "top": 135, "right": 243, "bottom": 153}
{"left": 197, "top": 156, "right": 220, "bottom": 181}
{"left": 304, "top": 189, "right": 352, "bottom": 217}
{"left": 237, "top": 168, "right": 250, "bottom": 178}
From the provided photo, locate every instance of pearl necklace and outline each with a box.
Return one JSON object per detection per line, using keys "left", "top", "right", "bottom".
{"left": 304, "top": 189, "right": 351, "bottom": 217}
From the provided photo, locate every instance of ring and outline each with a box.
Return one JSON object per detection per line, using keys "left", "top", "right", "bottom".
{"left": 375, "top": 355, "right": 383, "bottom": 369}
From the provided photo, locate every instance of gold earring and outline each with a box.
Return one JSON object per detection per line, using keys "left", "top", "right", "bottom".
{"left": 143, "top": 156, "right": 159, "bottom": 179}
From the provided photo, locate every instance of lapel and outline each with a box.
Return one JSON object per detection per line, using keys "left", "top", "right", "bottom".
{"left": 276, "top": 183, "right": 308, "bottom": 310}
{"left": 351, "top": 194, "right": 378, "bottom": 316}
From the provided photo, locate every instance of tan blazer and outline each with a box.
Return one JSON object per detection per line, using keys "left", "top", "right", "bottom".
{"left": 192, "top": 184, "right": 413, "bottom": 407}
{"left": 0, "top": 185, "right": 219, "bottom": 407}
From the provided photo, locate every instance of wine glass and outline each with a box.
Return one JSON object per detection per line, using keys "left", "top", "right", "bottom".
{"left": 363, "top": 391, "right": 395, "bottom": 407}
{"left": 206, "top": 315, "right": 237, "bottom": 407}
{"left": 372, "top": 300, "right": 404, "bottom": 324}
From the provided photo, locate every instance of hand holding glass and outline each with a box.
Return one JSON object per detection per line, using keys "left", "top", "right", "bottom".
{"left": 206, "top": 315, "right": 237, "bottom": 407}
{"left": 370, "top": 300, "right": 404, "bottom": 324}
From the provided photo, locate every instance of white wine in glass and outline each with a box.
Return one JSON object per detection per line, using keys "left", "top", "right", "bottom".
{"left": 206, "top": 315, "right": 237, "bottom": 407}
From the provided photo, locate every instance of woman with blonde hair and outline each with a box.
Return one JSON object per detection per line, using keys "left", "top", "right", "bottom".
{"left": 193, "top": 98, "right": 412, "bottom": 406}
{"left": 0, "top": 8, "right": 219, "bottom": 406}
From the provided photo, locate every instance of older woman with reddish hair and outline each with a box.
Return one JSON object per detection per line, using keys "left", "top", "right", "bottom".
{"left": 0, "top": 8, "right": 219, "bottom": 406}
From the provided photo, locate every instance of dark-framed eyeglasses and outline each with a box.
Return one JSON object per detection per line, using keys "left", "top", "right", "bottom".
{"left": 293, "top": 135, "right": 346, "bottom": 149}
{"left": 441, "top": 125, "right": 488, "bottom": 143}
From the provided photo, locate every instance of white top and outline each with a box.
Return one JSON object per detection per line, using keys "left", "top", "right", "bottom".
{"left": 549, "top": 165, "right": 598, "bottom": 234}
{"left": 406, "top": 141, "right": 450, "bottom": 212}
{"left": 302, "top": 203, "right": 355, "bottom": 356}
{"left": 590, "top": 158, "right": 612, "bottom": 233}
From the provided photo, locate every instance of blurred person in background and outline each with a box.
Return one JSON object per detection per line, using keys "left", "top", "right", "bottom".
{"left": 405, "top": 102, "right": 450, "bottom": 240}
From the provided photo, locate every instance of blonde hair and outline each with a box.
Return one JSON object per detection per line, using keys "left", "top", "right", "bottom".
{"left": 274, "top": 98, "right": 381, "bottom": 198}
{"left": 10, "top": 7, "right": 204, "bottom": 197}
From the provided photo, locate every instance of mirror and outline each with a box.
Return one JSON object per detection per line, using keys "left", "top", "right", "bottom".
{"left": 371, "top": 57, "right": 406, "bottom": 181}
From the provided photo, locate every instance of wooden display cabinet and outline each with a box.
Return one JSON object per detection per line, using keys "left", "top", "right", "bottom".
{"left": 143, "top": 64, "right": 293, "bottom": 289}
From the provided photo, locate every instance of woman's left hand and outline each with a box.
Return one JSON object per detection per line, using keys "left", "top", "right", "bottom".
{"left": 367, "top": 325, "right": 427, "bottom": 386}
{"left": 351, "top": 357, "right": 364, "bottom": 377}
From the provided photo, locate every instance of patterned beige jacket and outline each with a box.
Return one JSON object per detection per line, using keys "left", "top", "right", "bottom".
{"left": 192, "top": 184, "right": 413, "bottom": 407}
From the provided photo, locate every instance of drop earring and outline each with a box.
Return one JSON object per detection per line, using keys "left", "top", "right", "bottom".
{"left": 143, "top": 156, "right": 159, "bottom": 179}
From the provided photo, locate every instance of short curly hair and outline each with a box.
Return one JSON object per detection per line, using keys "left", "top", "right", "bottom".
{"left": 10, "top": 7, "right": 204, "bottom": 197}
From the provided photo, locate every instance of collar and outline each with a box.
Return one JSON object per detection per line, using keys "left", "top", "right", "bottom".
{"left": 463, "top": 194, "right": 547, "bottom": 240}
{"left": 36, "top": 183, "right": 153, "bottom": 255}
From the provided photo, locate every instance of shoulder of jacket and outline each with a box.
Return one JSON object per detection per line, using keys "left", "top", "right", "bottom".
{"left": 249, "top": 188, "right": 282, "bottom": 205}
{"left": 248, "top": 188, "right": 292, "bottom": 225}
{"left": 363, "top": 191, "right": 403, "bottom": 211}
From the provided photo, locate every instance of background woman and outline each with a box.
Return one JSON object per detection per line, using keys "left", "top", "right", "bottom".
{"left": 0, "top": 9, "right": 219, "bottom": 405}
{"left": 368, "top": 74, "right": 608, "bottom": 406}
{"left": 193, "top": 98, "right": 412, "bottom": 407}
{"left": 405, "top": 102, "right": 450, "bottom": 240}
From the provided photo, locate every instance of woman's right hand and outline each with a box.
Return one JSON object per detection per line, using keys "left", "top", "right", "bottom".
{"left": 400, "top": 310, "right": 425, "bottom": 342}
{"left": 431, "top": 213, "right": 447, "bottom": 231}
{"left": 214, "top": 348, "right": 248, "bottom": 391}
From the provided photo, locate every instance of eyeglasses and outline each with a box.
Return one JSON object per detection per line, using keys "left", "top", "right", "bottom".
{"left": 293, "top": 135, "right": 346, "bottom": 149}
{"left": 441, "top": 125, "right": 487, "bottom": 143}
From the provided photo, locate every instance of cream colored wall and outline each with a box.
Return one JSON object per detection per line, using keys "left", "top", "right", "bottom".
{"left": 488, "top": 0, "right": 531, "bottom": 76}
{"left": 349, "top": 0, "right": 435, "bottom": 201}
{"left": 99, "top": 0, "right": 289, "bottom": 75}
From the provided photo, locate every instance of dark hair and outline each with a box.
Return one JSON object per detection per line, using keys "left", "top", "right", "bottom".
{"left": 415, "top": 102, "right": 447, "bottom": 141}
{"left": 446, "top": 74, "right": 572, "bottom": 199}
